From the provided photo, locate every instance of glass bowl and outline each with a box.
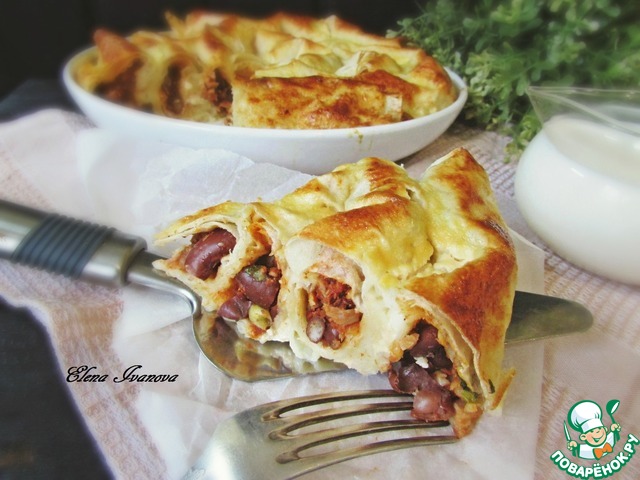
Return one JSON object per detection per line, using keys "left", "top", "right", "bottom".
{"left": 515, "top": 86, "right": 640, "bottom": 285}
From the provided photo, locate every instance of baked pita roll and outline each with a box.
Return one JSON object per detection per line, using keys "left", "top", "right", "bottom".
{"left": 153, "top": 201, "right": 271, "bottom": 313}
{"left": 282, "top": 159, "right": 432, "bottom": 373}
{"left": 282, "top": 149, "right": 517, "bottom": 437}
{"left": 77, "top": 28, "right": 221, "bottom": 122}
{"left": 153, "top": 157, "right": 420, "bottom": 342}
{"left": 154, "top": 197, "right": 324, "bottom": 343}
{"left": 395, "top": 148, "right": 517, "bottom": 436}
{"left": 75, "top": 12, "right": 457, "bottom": 128}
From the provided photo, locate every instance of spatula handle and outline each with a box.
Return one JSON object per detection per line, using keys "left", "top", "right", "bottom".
{"left": 0, "top": 199, "right": 146, "bottom": 287}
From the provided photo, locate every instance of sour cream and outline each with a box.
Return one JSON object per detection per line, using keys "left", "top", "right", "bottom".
{"left": 544, "top": 115, "right": 640, "bottom": 184}
{"left": 515, "top": 114, "right": 640, "bottom": 285}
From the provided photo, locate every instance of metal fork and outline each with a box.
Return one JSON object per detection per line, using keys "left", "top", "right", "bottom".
{"left": 183, "top": 389, "right": 457, "bottom": 480}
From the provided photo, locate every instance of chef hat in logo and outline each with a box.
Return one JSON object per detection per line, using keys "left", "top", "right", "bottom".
{"left": 569, "top": 400, "right": 604, "bottom": 434}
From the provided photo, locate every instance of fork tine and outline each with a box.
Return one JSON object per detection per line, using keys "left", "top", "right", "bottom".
{"left": 275, "top": 418, "right": 452, "bottom": 462}
{"left": 266, "top": 390, "right": 456, "bottom": 477}
{"left": 267, "top": 398, "right": 416, "bottom": 435}
{"left": 184, "top": 390, "right": 458, "bottom": 480}
{"left": 264, "top": 389, "right": 414, "bottom": 418}
{"left": 280, "top": 431, "right": 457, "bottom": 478}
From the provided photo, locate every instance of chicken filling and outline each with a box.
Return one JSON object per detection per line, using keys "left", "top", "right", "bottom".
{"left": 305, "top": 275, "right": 362, "bottom": 349}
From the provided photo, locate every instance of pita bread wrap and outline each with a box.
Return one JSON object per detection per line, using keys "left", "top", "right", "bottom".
{"left": 398, "top": 148, "right": 517, "bottom": 436}
{"left": 153, "top": 156, "right": 422, "bottom": 342}
{"left": 154, "top": 201, "right": 269, "bottom": 312}
{"left": 282, "top": 158, "right": 433, "bottom": 372}
{"left": 153, "top": 196, "right": 324, "bottom": 343}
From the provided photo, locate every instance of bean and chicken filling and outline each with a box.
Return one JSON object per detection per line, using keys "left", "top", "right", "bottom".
{"left": 204, "top": 68, "right": 233, "bottom": 119}
{"left": 302, "top": 277, "right": 464, "bottom": 421}
{"left": 388, "top": 322, "right": 460, "bottom": 422}
{"left": 183, "top": 230, "right": 468, "bottom": 421}
{"left": 96, "top": 60, "right": 232, "bottom": 119}
{"left": 305, "top": 275, "right": 362, "bottom": 349}
{"left": 183, "top": 227, "right": 282, "bottom": 331}
{"left": 218, "top": 256, "right": 281, "bottom": 331}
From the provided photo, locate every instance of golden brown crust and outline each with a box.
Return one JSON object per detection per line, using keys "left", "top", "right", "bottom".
{"left": 231, "top": 75, "right": 403, "bottom": 129}
{"left": 74, "top": 12, "right": 457, "bottom": 128}
{"left": 406, "top": 148, "right": 517, "bottom": 415}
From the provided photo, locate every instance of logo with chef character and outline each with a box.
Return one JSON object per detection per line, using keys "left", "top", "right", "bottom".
{"left": 550, "top": 399, "right": 639, "bottom": 479}
{"left": 567, "top": 400, "right": 621, "bottom": 460}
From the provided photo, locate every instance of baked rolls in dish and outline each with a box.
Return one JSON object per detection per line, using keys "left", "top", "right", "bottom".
{"left": 73, "top": 11, "right": 458, "bottom": 128}
{"left": 154, "top": 150, "right": 517, "bottom": 437}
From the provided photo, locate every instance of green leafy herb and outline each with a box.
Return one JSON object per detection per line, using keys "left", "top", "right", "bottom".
{"left": 244, "top": 264, "right": 267, "bottom": 282}
{"left": 459, "top": 379, "right": 479, "bottom": 403}
{"left": 460, "top": 389, "right": 480, "bottom": 403}
{"left": 392, "top": 0, "right": 640, "bottom": 159}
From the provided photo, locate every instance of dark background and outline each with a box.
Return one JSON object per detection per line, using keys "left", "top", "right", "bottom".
{"left": 0, "top": 0, "right": 425, "bottom": 100}
{"left": 0, "top": 2, "right": 426, "bottom": 478}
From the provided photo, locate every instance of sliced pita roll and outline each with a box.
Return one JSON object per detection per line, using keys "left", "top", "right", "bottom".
{"left": 153, "top": 157, "right": 420, "bottom": 342}
{"left": 153, "top": 201, "right": 271, "bottom": 312}
{"left": 154, "top": 151, "right": 516, "bottom": 437}
{"left": 282, "top": 161, "right": 434, "bottom": 374}
{"left": 282, "top": 149, "right": 517, "bottom": 437}
{"left": 154, "top": 196, "right": 325, "bottom": 342}
{"left": 390, "top": 148, "right": 517, "bottom": 437}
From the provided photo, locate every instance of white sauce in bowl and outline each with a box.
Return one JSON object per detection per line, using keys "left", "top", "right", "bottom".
{"left": 515, "top": 114, "right": 640, "bottom": 285}
{"left": 543, "top": 115, "right": 640, "bottom": 185}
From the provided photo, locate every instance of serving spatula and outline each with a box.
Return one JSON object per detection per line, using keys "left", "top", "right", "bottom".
{"left": 0, "top": 199, "right": 593, "bottom": 381}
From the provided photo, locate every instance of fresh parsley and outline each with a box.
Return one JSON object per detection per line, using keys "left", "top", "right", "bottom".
{"left": 393, "top": 0, "right": 640, "bottom": 158}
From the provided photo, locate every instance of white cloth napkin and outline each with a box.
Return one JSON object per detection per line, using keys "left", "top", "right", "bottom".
{"left": 9, "top": 109, "right": 633, "bottom": 480}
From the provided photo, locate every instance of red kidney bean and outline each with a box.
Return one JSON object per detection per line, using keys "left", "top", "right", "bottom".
{"left": 412, "top": 388, "right": 456, "bottom": 421}
{"left": 389, "top": 360, "right": 437, "bottom": 393}
{"left": 235, "top": 265, "right": 280, "bottom": 309}
{"left": 388, "top": 353, "right": 456, "bottom": 422}
{"left": 412, "top": 390, "right": 442, "bottom": 419}
{"left": 322, "top": 322, "right": 342, "bottom": 349}
{"left": 409, "top": 322, "right": 452, "bottom": 372}
{"left": 409, "top": 323, "right": 440, "bottom": 357}
{"left": 184, "top": 228, "right": 236, "bottom": 280}
{"left": 218, "top": 294, "right": 251, "bottom": 320}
